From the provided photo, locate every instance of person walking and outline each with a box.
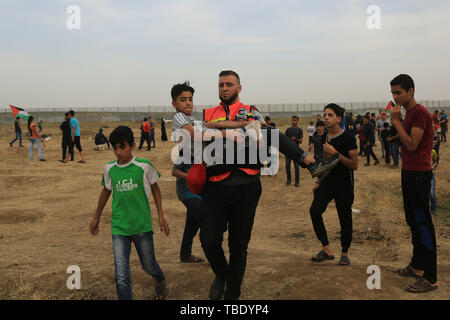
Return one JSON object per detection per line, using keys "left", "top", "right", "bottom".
{"left": 9, "top": 117, "right": 23, "bottom": 147}
{"left": 362, "top": 115, "right": 380, "bottom": 166}
{"left": 27, "top": 116, "right": 45, "bottom": 161}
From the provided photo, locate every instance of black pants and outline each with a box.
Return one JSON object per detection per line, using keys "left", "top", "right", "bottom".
{"left": 180, "top": 197, "right": 201, "bottom": 261}
{"left": 62, "top": 139, "right": 74, "bottom": 161}
{"left": 261, "top": 127, "right": 308, "bottom": 167}
{"left": 309, "top": 184, "right": 354, "bottom": 253}
{"left": 139, "top": 132, "right": 151, "bottom": 150}
{"left": 199, "top": 180, "right": 262, "bottom": 300}
{"left": 401, "top": 170, "right": 437, "bottom": 284}
{"left": 441, "top": 129, "right": 446, "bottom": 142}
{"left": 383, "top": 141, "right": 390, "bottom": 164}
{"left": 365, "top": 142, "right": 378, "bottom": 164}
{"left": 359, "top": 139, "right": 365, "bottom": 155}
{"left": 286, "top": 157, "right": 300, "bottom": 183}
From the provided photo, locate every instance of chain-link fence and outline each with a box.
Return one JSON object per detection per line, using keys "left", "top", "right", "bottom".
{"left": 1, "top": 100, "right": 449, "bottom": 124}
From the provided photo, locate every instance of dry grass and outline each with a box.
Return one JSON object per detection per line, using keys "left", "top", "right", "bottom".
{"left": 0, "top": 117, "right": 448, "bottom": 300}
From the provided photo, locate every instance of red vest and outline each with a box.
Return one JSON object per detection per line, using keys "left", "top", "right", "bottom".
{"left": 142, "top": 122, "right": 151, "bottom": 133}
{"left": 203, "top": 101, "right": 260, "bottom": 182}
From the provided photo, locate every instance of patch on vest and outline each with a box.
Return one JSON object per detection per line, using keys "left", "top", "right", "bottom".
{"left": 235, "top": 108, "right": 249, "bottom": 121}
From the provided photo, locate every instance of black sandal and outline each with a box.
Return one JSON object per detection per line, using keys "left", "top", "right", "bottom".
{"left": 395, "top": 265, "right": 421, "bottom": 279}
{"left": 405, "top": 278, "right": 438, "bottom": 293}
{"left": 153, "top": 280, "right": 168, "bottom": 300}
{"left": 338, "top": 256, "right": 351, "bottom": 266}
{"left": 311, "top": 250, "right": 335, "bottom": 262}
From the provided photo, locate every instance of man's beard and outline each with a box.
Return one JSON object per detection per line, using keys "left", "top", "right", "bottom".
{"left": 219, "top": 92, "right": 238, "bottom": 106}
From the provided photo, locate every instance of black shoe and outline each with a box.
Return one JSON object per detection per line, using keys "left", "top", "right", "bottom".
{"left": 308, "top": 153, "right": 340, "bottom": 178}
{"left": 364, "top": 163, "right": 370, "bottom": 166}
{"left": 286, "top": 180, "right": 291, "bottom": 186}
{"left": 295, "top": 182, "right": 299, "bottom": 187}
{"left": 39, "top": 159, "right": 46, "bottom": 162}
{"left": 9, "top": 142, "right": 13, "bottom": 147}
{"left": 374, "top": 160, "right": 380, "bottom": 165}
{"left": 209, "top": 277, "right": 225, "bottom": 300}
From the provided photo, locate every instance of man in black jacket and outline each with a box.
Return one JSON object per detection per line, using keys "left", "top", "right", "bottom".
{"left": 60, "top": 113, "right": 74, "bottom": 162}
{"left": 362, "top": 115, "right": 379, "bottom": 166}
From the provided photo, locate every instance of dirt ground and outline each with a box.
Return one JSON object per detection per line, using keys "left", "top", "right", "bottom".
{"left": 0, "top": 116, "right": 449, "bottom": 300}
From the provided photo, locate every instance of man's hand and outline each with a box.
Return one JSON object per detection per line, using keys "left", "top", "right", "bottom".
{"left": 90, "top": 217, "right": 100, "bottom": 236}
{"left": 159, "top": 215, "right": 170, "bottom": 236}
{"left": 323, "top": 142, "right": 338, "bottom": 156}
{"left": 390, "top": 105, "right": 402, "bottom": 122}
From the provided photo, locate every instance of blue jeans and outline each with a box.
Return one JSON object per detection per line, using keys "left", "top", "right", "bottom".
{"left": 285, "top": 157, "right": 300, "bottom": 184}
{"left": 10, "top": 132, "right": 22, "bottom": 146}
{"left": 390, "top": 142, "right": 399, "bottom": 166}
{"left": 29, "top": 138, "right": 43, "bottom": 160}
{"left": 112, "top": 231, "right": 165, "bottom": 300}
{"left": 430, "top": 173, "right": 436, "bottom": 212}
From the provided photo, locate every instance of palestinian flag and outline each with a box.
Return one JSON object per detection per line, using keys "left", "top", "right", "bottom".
{"left": 10, "top": 105, "right": 30, "bottom": 119}
{"left": 384, "top": 101, "right": 395, "bottom": 114}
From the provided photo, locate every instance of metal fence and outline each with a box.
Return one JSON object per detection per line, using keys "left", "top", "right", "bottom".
{"left": 1, "top": 100, "right": 449, "bottom": 124}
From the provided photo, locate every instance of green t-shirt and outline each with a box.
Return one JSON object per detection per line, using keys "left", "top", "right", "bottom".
{"left": 101, "top": 157, "right": 160, "bottom": 236}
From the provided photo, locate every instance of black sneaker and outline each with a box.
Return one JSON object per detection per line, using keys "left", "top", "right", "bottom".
{"left": 39, "top": 159, "right": 46, "bottom": 162}
{"left": 295, "top": 182, "right": 299, "bottom": 187}
{"left": 286, "top": 180, "right": 291, "bottom": 186}
{"left": 209, "top": 277, "right": 225, "bottom": 300}
{"left": 9, "top": 142, "right": 12, "bottom": 147}
{"left": 374, "top": 160, "right": 380, "bottom": 165}
{"left": 308, "top": 154, "right": 340, "bottom": 178}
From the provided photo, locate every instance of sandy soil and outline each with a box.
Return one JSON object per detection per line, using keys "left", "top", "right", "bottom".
{"left": 0, "top": 117, "right": 449, "bottom": 300}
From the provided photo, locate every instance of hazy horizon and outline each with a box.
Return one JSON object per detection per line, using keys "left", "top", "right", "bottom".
{"left": 1, "top": 0, "right": 450, "bottom": 109}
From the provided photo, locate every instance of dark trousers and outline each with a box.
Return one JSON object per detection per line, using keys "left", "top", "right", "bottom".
{"left": 199, "top": 180, "right": 262, "bottom": 300}
{"left": 309, "top": 184, "right": 354, "bottom": 253}
{"left": 365, "top": 142, "right": 378, "bottom": 164}
{"left": 97, "top": 138, "right": 110, "bottom": 148}
{"left": 62, "top": 139, "right": 74, "bottom": 161}
{"left": 401, "top": 170, "right": 437, "bottom": 284}
{"left": 441, "top": 129, "right": 446, "bottom": 142}
{"left": 390, "top": 142, "right": 400, "bottom": 166}
{"left": 10, "top": 132, "right": 23, "bottom": 146}
{"left": 359, "top": 139, "right": 365, "bottom": 155}
{"left": 285, "top": 157, "right": 300, "bottom": 183}
{"left": 383, "top": 141, "right": 390, "bottom": 164}
{"left": 180, "top": 197, "right": 201, "bottom": 261}
{"left": 261, "top": 127, "right": 308, "bottom": 167}
{"left": 151, "top": 131, "right": 156, "bottom": 147}
{"left": 139, "top": 132, "right": 151, "bottom": 150}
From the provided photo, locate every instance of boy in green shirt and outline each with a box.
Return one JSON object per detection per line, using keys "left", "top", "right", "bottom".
{"left": 90, "top": 126, "right": 169, "bottom": 300}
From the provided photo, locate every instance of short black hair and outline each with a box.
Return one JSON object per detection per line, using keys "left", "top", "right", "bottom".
{"left": 69, "top": 110, "right": 75, "bottom": 116}
{"left": 99, "top": 128, "right": 103, "bottom": 132}
{"left": 292, "top": 115, "right": 299, "bottom": 120}
{"left": 64, "top": 112, "right": 69, "bottom": 116}
{"left": 390, "top": 74, "right": 415, "bottom": 93}
{"left": 324, "top": 103, "right": 345, "bottom": 119}
{"left": 309, "top": 121, "right": 314, "bottom": 125}
{"left": 264, "top": 116, "right": 271, "bottom": 121}
{"left": 383, "top": 122, "right": 390, "bottom": 128}
{"left": 171, "top": 81, "right": 195, "bottom": 101}
{"left": 219, "top": 70, "right": 240, "bottom": 83}
{"left": 316, "top": 121, "right": 325, "bottom": 127}
{"left": 109, "top": 126, "right": 134, "bottom": 147}
{"left": 144, "top": 117, "right": 148, "bottom": 121}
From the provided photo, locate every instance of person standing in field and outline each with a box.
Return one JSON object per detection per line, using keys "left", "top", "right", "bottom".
{"left": 9, "top": 117, "right": 23, "bottom": 147}
{"left": 362, "top": 115, "right": 380, "bottom": 166}
{"left": 161, "top": 118, "right": 168, "bottom": 141}
{"left": 390, "top": 74, "right": 438, "bottom": 293}
{"left": 309, "top": 104, "right": 358, "bottom": 266}
{"left": 285, "top": 115, "right": 303, "bottom": 187}
{"left": 138, "top": 117, "right": 151, "bottom": 151}
{"left": 307, "top": 121, "right": 316, "bottom": 151}
{"left": 27, "top": 116, "right": 46, "bottom": 161}
{"left": 90, "top": 126, "right": 169, "bottom": 300}
{"left": 149, "top": 116, "right": 156, "bottom": 148}
{"left": 60, "top": 112, "right": 74, "bottom": 162}
{"left": 64, "top": 110, "right": 86, "bottom": 163}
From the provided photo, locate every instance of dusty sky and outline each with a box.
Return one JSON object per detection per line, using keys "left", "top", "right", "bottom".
{"left": 1, "top": 0, "right": 449, "bottom": 109}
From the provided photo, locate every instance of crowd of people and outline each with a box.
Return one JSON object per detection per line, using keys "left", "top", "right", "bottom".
{"left": 8, "top": 71, "right": 443, "bottom": 299}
